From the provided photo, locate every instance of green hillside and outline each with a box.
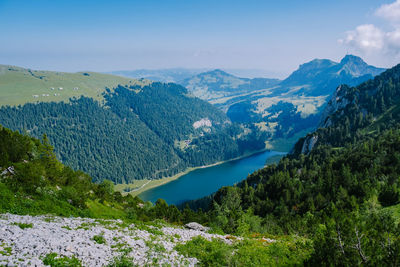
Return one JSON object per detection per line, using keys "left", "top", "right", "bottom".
{"left": 182, "top": 64, "right": 400, "bottom": 265}
{"left": 0, "top": 124, "right": 313, "bottom": 266}
{"left": 0, "top": 64, "right": 150, "bottom": 106}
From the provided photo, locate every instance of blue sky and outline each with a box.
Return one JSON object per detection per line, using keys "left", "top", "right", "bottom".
{"left": 0, "top": 0, "right": 398, "bottom": 78}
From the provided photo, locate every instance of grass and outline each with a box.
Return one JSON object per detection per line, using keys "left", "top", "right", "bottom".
{"left": 0, "top": 64, "right": 151, "bottom": 107}
{"left": 175, "top": 235, "right": 313, "bottom": 267}
{"left": 86, "top": 199, "right": 126, "bottom": 219}
{"left": 383, "top": 203, "right": 400, "bottom": 224}
{"left": 93, "top": 233, "right": 107, "bottom": 244}
{"left": 135, "top": 221, "right": 164, "bottom": 236}
{"left": 42, "top": 252, "right": 81, "bottom": 267}
{"left": 0, "top": 243, "right": 12, "bottom": 256}
{"left": 12, "top": 222, "right": 33, "bottom": 229}
{"left": 107, "top": 255, "right": 134, "bottom": 267}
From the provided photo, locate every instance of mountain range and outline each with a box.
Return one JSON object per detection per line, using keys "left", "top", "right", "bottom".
{"left": 223, "top": 55, "right": 385, "bottom": 150}
{"left": 109, "top": 55, "right": 384, "bottom": 152}
{"left": 0, "top": 55, "right": 385, "bottom": 183}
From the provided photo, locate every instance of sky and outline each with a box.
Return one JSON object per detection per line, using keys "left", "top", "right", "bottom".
{"left": 1, "top": 0, "right": 399, "bottom": 78}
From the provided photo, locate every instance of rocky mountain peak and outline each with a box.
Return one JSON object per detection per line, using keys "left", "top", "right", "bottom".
{"left": 340, "top": 54, "right": 366, "bottom": 66}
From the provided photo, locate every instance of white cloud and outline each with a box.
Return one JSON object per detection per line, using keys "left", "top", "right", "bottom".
{"left": 340, "top": 0, "right": 400, "bottom": 58}
{"left": 375, "top": 0, "right": 400, "bottom": 24}
{"left": 340, "top": 24, "right": 384, "bottom": 52}
{"left": 387, "top": 28, "right": 400, "bottom": 51}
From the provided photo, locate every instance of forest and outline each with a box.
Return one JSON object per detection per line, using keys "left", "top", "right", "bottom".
{"left": 0, "top": 82, "right": 266, "bottom": 183}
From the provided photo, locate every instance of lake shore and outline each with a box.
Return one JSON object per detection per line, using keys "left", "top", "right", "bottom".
{"left": 115, "top": 148, "right": 274, "bottom": 197}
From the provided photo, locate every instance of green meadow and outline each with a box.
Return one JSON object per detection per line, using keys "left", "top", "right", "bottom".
{"left": 0, "top": 64, "right": 150, "bottom": 106}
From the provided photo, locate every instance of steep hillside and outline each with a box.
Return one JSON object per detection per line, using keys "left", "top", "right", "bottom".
{"left": 294, "top": 62, "right": 400, "bottom": 154}
{"left": 0, "top": 77, "right": 265, "bottom": 183}
{"left": 0, "top": 65, "right": 150, "bottom": 106}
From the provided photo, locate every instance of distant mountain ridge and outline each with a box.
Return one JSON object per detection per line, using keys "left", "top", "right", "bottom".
{"left": 109, "top": 68, "right": 209, "bottom": 83}
{"left": 219, "top": 55, "right": 386, "bottom": 151}
{"left": 181, "top": 69, "right": 280, "bottom": 103}
{"left": 277, "top": 54, "right": 385, "bottom": 96}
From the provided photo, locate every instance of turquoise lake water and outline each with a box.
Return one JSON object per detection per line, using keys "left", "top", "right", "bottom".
{"left": 138, "top": 150, "right": 285, "bottom": 205}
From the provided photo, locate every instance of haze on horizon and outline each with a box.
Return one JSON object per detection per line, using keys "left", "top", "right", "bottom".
{"left": 1, "top": 0, "right": 400, "bottom": 79}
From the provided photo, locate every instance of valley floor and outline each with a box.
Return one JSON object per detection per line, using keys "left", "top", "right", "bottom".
{"left": 0, "top": 214, "right": 234, "bottom": 266}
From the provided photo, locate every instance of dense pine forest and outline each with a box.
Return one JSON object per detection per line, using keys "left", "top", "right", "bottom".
{"left": 0, "top": 82, "right": 266, "bottom": 183}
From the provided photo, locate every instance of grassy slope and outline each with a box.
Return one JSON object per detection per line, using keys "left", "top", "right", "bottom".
{"left": 0, "top": 64, "right": 150, "bottom": 106}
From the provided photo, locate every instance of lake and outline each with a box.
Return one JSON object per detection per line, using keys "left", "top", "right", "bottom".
{"left": 138, "top": 150, "right": 285, "bottom": 205}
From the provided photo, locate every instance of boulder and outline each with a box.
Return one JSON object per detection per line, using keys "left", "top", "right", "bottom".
{"left": 184, "top": 222, "right": 209, "bottom": 232}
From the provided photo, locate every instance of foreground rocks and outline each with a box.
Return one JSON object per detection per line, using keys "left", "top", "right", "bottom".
{"left": 184, "top": 222, "right": 209, "bottom": 232}
{"left": 0, "top": 214, "right": 232, "bottom": 266}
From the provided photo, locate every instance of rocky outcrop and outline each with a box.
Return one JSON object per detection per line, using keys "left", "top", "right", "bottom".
{"left": 0, "top": 214, "right": 233, "bottom": 266}
{"left": 184, "top": 222, "right": 210, "bottom": 232}
{"left": 300, "top": 135, "right": 318, "bottom": 154}
{"left": 320, "top": 85, "right": 350, "bottom": 127}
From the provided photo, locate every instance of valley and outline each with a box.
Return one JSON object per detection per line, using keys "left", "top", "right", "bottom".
{"left": 3, "top": 1, "right": 400, "bottom": 266}
{"left": 0, "top": 55, "right": 386, "bottom": 195}
{"left": 1, "top": 60, "right": 400, "bottom": 265}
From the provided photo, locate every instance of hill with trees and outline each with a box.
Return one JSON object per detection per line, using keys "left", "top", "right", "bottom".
{"left": 0, "top": 124, "right": 314, "bottom": 266}
{"left": 183, "top": 63, "right": 400, "bottom": 265}
{"left": 0, "top": 80, "right": 266, "bottom": 183}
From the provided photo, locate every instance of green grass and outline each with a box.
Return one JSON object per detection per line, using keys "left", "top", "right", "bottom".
{"left": 93, "top": 233, "right": 107, "bottom": 244}
{"left": 86, "top": 199, "right": 126, "bottom": 219}
{"left": 13, "top": 222, "right": 33, "bottom": 229}
{"left": 107, "top": 255, "right": 134, "bottom": 267}
{"left": 0, "top": 64, "right": 151, "bottom": 106}
{"left": 42, "top": 252, "right": 81, "bottom": 267}
{"left": 175, "top": 235, "right": 313, "bottom": 267}
{"left": 0, "top": 243, "right": 12, "bottom": 256}
{"left": 383, "top": 203, "right": 400, "bottom": 224}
